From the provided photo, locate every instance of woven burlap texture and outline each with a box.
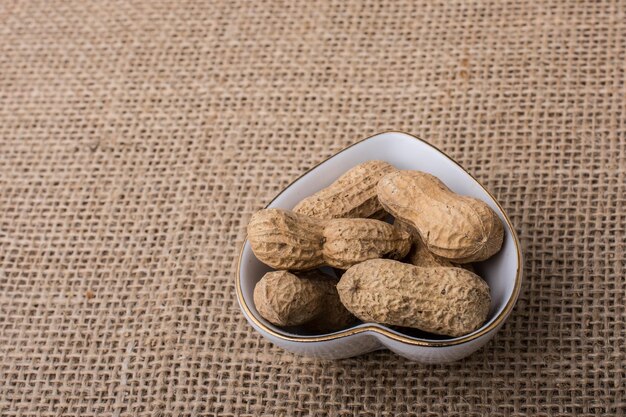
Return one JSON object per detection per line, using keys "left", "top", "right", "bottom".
{"left": 1, "top": 0, "right": 625, "bottom": 416}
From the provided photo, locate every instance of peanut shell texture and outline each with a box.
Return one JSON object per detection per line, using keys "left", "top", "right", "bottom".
{"left": 395, "top": 219, "right": 475, "bottom": 273}
{"left": 247, "top": 209, "right": 411, "bottom": 270}
{"left": 322, "top": 218, "right": 411, "bottom": 269}
{"left": 294, "top": 160, "right": 397, "bottom": 219}
{"left": 337, "top": 259, "right": 491, "bottom": 337}
{"left": 247, "top": 209, "right": 325, "bottom": 271}
{"left": 378, "top": 170, "right": 504, "bottom": 263}
{"left": 253, "top": 270, "right": 355, "bottom": 332}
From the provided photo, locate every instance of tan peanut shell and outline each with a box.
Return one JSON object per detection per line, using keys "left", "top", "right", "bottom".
{"left": 253, "top": 270, "right": 355, "bottom": 332}
{"left": 395, "top": 220, "right": 475, "bottom": 273}
{"left": 322, "top": 218, "right": 411, "bottom": 269}
{"left": 378, "top": 170, "right": 504, "bottom": 263}
{"left": 293, "top": 161, "right": 397, "bottom": 219}
{"left": 247, "top": 209, "right": 325, "bottom": 270}
{"left": 247, "top": 209, "right": 411, "bottom": 270}
{"left": 254, "top": 271, "right": 326, "bottom": 326}
{"left": 337, "top": 259, "right": 491, "bottom": 337}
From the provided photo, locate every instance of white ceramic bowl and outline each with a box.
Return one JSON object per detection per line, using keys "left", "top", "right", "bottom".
{"left": 236, "top": 131, "right": 522, "bottom": 363}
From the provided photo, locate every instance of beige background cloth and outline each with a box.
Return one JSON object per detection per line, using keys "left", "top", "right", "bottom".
{"left": 1, "top": 1, "right": 625, "bottom": 416}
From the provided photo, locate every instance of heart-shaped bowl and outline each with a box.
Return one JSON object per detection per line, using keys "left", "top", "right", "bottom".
{"left": 236, "top": 131, "right": 522, "bottom": 363}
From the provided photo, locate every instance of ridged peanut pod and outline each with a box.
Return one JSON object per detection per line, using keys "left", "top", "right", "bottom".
{"left": 293, "top": 161, "right": 397, "bottom": 219}
{"left": 323, "top": 218, "right": 411, "bottom": 269}
{"left": 300, "top": 269, "right": 358, "bottom": 333}
{"left": 378, "top": 171, "right": 504, "bottom": 263}
{"left": 247, "top": 209, "right": 411, "bottom": 270}
{"left": 395, "top": 220, "right": 475, "bottom": 273}
{"left": 247, "top": 209, "right": 325, "bottom": 270}
{"left": 254, "top": 270, "right": 354, "bottom": 332}
{"left": 337, "top": 259, "right": 491, "bottom": 337}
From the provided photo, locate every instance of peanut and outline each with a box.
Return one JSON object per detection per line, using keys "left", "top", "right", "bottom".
{"left": 395, "top": 220, "right": 475, "bottom": 273}
{"left": 248, "top": 209, "right": 324, "bottom": 271}
{"left": 337, "top": 259, "right": 491, "bottom": 337}
{"left": 247, "top": 208, "right": 411, "bottom": 270}
{"left": 377, "top": 170, "right": 503, "bottom": 263}
{"left": 322, "top": 218, "right": 411, "bottom": 269}
{"left": 293, "top": 161, "right": 397, "bottom": 219}
{"left": 253, "top": 270, "right": 355, "bottom": 332}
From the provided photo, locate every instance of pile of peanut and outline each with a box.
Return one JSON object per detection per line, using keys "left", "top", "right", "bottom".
{"left": 247, "top": 161, "right": 504, "bottom": 337}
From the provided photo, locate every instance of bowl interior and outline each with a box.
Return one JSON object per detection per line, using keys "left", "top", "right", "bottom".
{"left": 238, "top": 132, "right": 521, "bottom": 343}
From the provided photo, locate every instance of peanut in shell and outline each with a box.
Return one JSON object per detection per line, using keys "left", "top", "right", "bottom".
{"left": 337, "top": 259, "right": 491, "bottom": 337}
{"left": 377, "top": 170, "right": 504, "bottom": 263}
{"left": 395, "top": 219, "right": 475, "bottom": 273}
{"left": 253, "top": 270, "right": 355, "bottom": 332}
{"left": 323, "top": 218, "right": 411, "bottom": 269}
{"left": 247, "top": 209, "right": 325, "bottom": 270}
{"left": 247, "top": 209, "right": 411, "bottom": 270}
{"left": 294, "top": 160, "right": 397, "bottom": 219}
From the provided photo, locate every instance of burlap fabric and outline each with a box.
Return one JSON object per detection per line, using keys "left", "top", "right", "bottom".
{"left": 1, "top": 1, "right": 624, "bottom": 415}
